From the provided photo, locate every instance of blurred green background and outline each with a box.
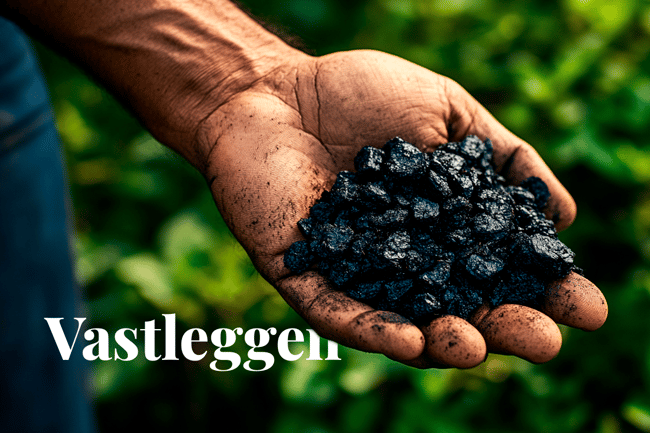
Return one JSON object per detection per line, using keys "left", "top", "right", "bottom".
{"left": 29, "top": 0, "right": 650, "bottom": 431}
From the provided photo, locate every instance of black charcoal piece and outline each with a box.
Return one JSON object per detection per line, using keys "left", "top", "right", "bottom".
{"left": 442, "top": 227, "right": 473, "bottom": 248}
{"left": 348, "top": 281, "right": 383, "bottom": 301}
{"left": 316, "top": 224, "right": 354, "bottom": 257}
{"left": 459, "top": 135, "right": 487, "bottom": 161}
{"left": 463, "top": 254, "right": 505, "bottom": 280}
{"left": 381, "top": 230, "right": 411, "bottom": 261}
{"left": 383, "top": 136, "right": 407, "bottom": 153}
{"left": 430, "top": 151, "right": 466, "bottom": 177}
{"left": 385, "top": 141, "right": 427, "bottom": 178}
{"left": 443, "top": 285, "right": 483, "bottom": 319}
{"left": 490, "top": 271, "right": 545, "bottom": 306}
{"left": 507, "top": 185, "right": 536, "bottom": 206}
{"left": 310, "top": 201, "right": 334, "bottom": 224}
{"left": 401, "top": 292, "right": 443, "bottom": 321}
{"left": 443, "top": 196, "right": 472, "bottom": 215}
{"left": 405, "top": 249, "right": 427, "bottom": 273}
{"left": 515, "top": 205, "right": 543, "bottom": 229}
{"left": 329, "top": 260, "right": 360, "bottom": 288}
{"left": 412, "top": 197, "right": 440, "bottom": 222}
{"left": 297, "top": 218, "right": 314, "bottom": 238}
{"left": 521, "top": 176, "right": 551, "bottom": 209}
{"left": 374, "top": 208, "right": 409, "bottom": 227}
{"left": 285, "top": 134, "right": 578, "bottom": 323}
{"left": 453, "top": 172, "right": 474, "bottom": 198}
{"left": 284, "top": 241, "right": 314, "bottom": 274}
{"left": 360, "top": 182, "right": 391, "bottom": 206}
{"left": 385, "top": 279, "right": 413, "bottom": 301}
{"left": 428, "top": 170, "right": 453, "bottom": 199}
{"left": 473, "top": 214, "right": 509, "bottom": 240}
{"left": 330, "top": 176, "right": 360, "bottom": 206}
{"left": 350, "top": 232, "right": 374, "bottom": 257}
{"left": 441, "top": 197, "right": 472, "bottom": 230}
{"left": 394, "top": 195, "right": 411, "bottom": 207}
{"left": 526, "top": 218, "right": 557, "bottom": 237}
{"left": 333, "top": 209, "right": 354, "bottom": 228}
{"left": 418, "top": 261, "right": 451, "bottom": 288}
{"left": 513, "top": 233, "right": 575, "bottom": 276}
{"left": 411, "top": 232, "right": 443, "bottom": 261}
{"left": 480, "top": 201, "right": 513, "bottom": 221}
{"left": 354, "top": 146, "right": 384, "bottom": 175}
{"left": 479, "top": 188, "right": 514, "bottom": 205}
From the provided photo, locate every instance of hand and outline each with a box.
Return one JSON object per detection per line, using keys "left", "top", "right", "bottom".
{"left": 199, "top": 49, "right": 607, "bottom": 368}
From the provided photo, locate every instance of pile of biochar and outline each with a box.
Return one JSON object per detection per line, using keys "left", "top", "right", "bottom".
{"left": 284, "top": 136, "right": 577, "bottom": 322}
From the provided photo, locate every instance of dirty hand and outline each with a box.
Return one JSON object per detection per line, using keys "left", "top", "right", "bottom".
{"left": 199, "top": 49, "right": 608, "bottom": 368}
{"left": 3, "top": 0, "right": 606, "bottom": 367}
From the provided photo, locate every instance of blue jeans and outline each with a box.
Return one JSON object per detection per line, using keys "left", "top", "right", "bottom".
{"left": 0, "top": 18, "right": 94, "bottom": 433}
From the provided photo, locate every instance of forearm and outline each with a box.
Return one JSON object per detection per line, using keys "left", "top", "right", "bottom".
{"left": 1, "top": 0, "right": 303, "bottom": 168}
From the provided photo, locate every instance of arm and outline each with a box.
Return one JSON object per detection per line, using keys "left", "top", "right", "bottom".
{"left": 1, "top": 0, "right": 305, "bottom": 169}
{"left": 1, "top": 0, "right": 607, "bottom": 368}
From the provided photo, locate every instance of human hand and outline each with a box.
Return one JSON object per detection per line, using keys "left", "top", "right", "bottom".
{"left": 199, "top": 49, "right": 607, "bottom": 368}
{"left": 3, "top": 0, "right": 606, "bottom": 367}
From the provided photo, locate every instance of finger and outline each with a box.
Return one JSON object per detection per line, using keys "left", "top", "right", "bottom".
{"left": 444, "top": 79, "right": 576, "bottom": 231}
{"left": 541, "top": 272, "right": 608, "bottom": 331}
{"left": 471, "top": 304, "right": 562, "bottom": 364}
{"left": 421, "top": 315, "right": 487, "bottom": 369}
{"left": 276, "top": 272, "right": 426, "bottom": 362}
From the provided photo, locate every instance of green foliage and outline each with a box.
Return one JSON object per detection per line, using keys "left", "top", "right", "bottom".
{"left": 32, "top": 0, "right": 650, "bottom": 431}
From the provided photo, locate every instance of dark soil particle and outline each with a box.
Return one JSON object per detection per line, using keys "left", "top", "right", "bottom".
{"left": 284, "top": 136, "right": 577, "bottom": 323}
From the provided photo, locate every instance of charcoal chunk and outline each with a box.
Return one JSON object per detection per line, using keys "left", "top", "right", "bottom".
{"left": 428, "top": 170, "right": 453, "bottom": 199}
{"left": 312, "top": 224, "right": 354, "bottom": 257}
{"left": 463, "top": 254, "right": 505, "bottom": 280}
{"left": 284, "top": 241, "right": 314, "bottom": 274}
{"left": 418, "top": 261, "right": 451, "bottom": 288}
{"left": 297, "top": 217, "right": 314, "bottom": 238}
{"left": 412, "top": 197, "right": 440, "bottom": 222}
{"left": 442, "top": 227, "right": 473, "bottom": 248}
{"left": 330, "top": 174, "right": 360, "bottom": 206}
{"left": 507, "top": 185, "right": 536, "bottom": 206}
{"left": 329, "top": 260, "right": 360, "bottom": 288}
{"left": 354, "top": 146, "right": 385, "bottom": 175}
{"left": 385, "top": 141, "right": 428, "bottom": 178}
{"left": 347, "top": 281, "right": 383, "bottom": 301}
{"left": 490, "top": 271, "right": 545, "bottom": 307}
{"left": 521, "top": 176, "right": 551, "bottom": 209}
{"left": 359, "top": 182, "right": 391, "bottom": 207}
{"left": 473, "top": 214, "right": 510, "bottom": 240}
{"left": 513, "top": 233, "right": 574, "bottom": 276}
{"left": 374, "top": 208, "right": 409, "bottom": 228}
{"left": 310, "top": 201, "right": 335, "bottom": 224}
{"left": 441, "top": 197, "right": 472, "bottom": 230}
{"left": 405, "top": 249, "right": 427, "bottom": 273}
{"left": 401, "top": 292, "right": 443, "bottom": 322}
{"left": 385, "top": 279, "right": 413, "bottom": 301}
{"left": 430, "top": 152, "right": 466, "bottom": 177}
{"left": 381, "top": 230, "right": 411, "bottom": 261}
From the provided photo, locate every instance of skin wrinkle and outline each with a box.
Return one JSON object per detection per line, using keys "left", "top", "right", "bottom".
{"left": 293, "top": 79, "right": 308, "bottom": 133}
{"left": 313, "top": 58, "right": 335, "bottom": 163}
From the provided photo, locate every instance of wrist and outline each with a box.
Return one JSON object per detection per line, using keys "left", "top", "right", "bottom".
{"left": 155, "top": 26, "right": 309, "bottom": 170}
{"left": 111, "top": 1, "right": 309, "bottom": 169}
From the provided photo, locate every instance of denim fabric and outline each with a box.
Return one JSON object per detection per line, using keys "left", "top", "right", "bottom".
{"left": 0, "top": 18, "right": 94, "bottom": 433}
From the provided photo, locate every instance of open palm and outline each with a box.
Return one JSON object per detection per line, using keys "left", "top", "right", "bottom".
{"left": 200, "top": 50, "right": 607, "bottom": 368}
